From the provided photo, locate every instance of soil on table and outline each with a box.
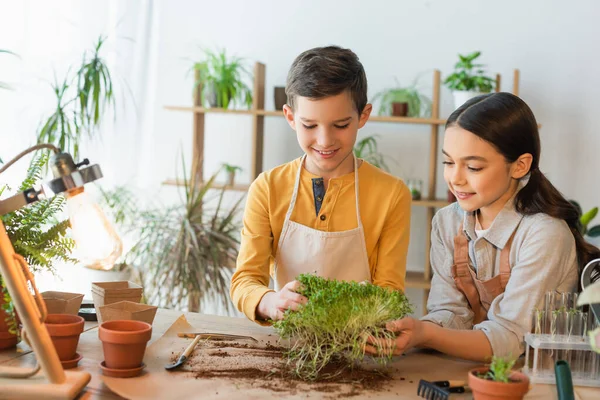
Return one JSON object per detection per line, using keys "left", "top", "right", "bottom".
{"left": 168, "top": 338, "right": 393, "bottom": 398}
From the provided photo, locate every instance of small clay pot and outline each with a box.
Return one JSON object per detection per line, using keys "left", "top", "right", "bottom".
{"left": 44, "top": 314, "right": 85, "bottom": 361}
{"left": 468, "top": 367, "right": 530, "bottom": 400}
{"left": 392, "top": 102, "right": 409, "bottom": 117}
{"left": 274, "top": 86, "right": 287, "bottom": 110}
{"left": 99, "top": 320, "right": 152, "bottom": 370}
{"left": 0, "top": 296, "right": 19, "bottom": 350}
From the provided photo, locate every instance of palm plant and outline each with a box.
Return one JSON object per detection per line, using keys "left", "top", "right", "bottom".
{"left": 37, "top": 36, "right": 116, "bottom": 160}
{"left": 192, "top": 48, "right": 253, "bottom": 109}
{"left": 125, "top": 160, "right": 243, "bottom": 312}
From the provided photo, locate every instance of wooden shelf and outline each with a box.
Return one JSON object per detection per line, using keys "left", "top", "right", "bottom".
{"left": 164, "top": 106, "right": 446, "bottom": 125}
{"left": 162, "top": 179, "right": 250, "bottom": 192}
{"left": 412, "top": 199, "right": 452, "bottom": 208}
{"left": 405, "top": 271, "right": 431, "bottom": 289}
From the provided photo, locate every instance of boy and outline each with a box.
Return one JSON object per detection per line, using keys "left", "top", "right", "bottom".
{"left": 230, "top": 46, "right": 411, "bottom": 324}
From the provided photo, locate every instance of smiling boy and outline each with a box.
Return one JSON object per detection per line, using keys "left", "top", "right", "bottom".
{"left": 230, "top": 46, "right": 411, "bottom": 324}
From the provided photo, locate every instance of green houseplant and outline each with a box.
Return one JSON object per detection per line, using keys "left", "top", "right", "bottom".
{"left": 0, "top": 154, "right": 76, "bottom": 348}
{"left": 273, "top": 274, "right": 413, "bottom": 381}
{"left": 569, "top": 200, "right": 600, "bottom": 238}
{"left": 192, "top": 48, "right": 253, "bottom": 109}
{"left": 353, "top": 135, "right": 391, "bottom": 171}
{"left": 0, "top": 49, "right": 17, "bottom": 90}
{"left": 445, "top": 51, "right": 495, "bottom": 109}
{"left": 222, "top": 163, "right": 243, "bottom": 187}
{"left": 371, "top": 80, "right": 431, "bottom": 118}
{"left": 468, "top": 356, "right": 530, "bottom": 400}
{"left": 125, "top": 160, "right": 243, "bottom": 313}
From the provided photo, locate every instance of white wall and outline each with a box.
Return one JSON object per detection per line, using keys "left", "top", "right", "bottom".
{"left": 1, "top": 0, "right": 600, "bottom": 314}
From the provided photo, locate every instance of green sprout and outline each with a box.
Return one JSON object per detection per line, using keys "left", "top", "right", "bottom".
{"left": 273, "top": 274, "right": 413, "bottom": 381}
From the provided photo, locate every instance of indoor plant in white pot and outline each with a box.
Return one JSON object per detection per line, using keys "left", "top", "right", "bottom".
{"left": 445, "top": 51, "right": 495, "bottom": 109}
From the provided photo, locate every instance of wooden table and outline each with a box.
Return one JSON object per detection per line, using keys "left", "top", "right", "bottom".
{"left": 1, "top": 309, "right": 599, "bottom": 399}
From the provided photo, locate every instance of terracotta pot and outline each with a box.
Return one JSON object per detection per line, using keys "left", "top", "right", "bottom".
{"left": 392, "top": 102, "right": 409, "bottom": 117}
{"left": 274, "top": 86, "right": 287, "bottom": 110}
{"left": 98, "top": 301, "right": 158, "bottom": 325}
{"left": 0, "top": 295, "right": 19, "bottom": 350}
{"left": 44, "top": 314, "right": 85, "bottom": 361}
{"left": 468, "top": 367, "right": 530, "bottom": 400}
{"left": 99, "top": 320, "right": 152, "bottom": 370}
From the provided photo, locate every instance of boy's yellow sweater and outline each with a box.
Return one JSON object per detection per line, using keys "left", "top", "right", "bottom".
{"left": 230, "top": 157, "right": 411, "bottom": 322}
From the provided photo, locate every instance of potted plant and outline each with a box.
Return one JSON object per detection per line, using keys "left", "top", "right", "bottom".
{"left": 371, "top": 79, "right": 431, "bottom": 118}
{"left": 0, "top": 36, "right": 122, "bottom": 347}
{"left": 274, "top": 86, "right": 286, "bottom": 110}
{"left": 569, "top": 200, "right": 600, "bottom": 246}
{"left": 273, "top": 274, "right": 413, "bottom": 380}
{"left": 445, "top": 51, "right": 496, "bottom": 109}
{"left": 468, "top": 356, "right": 530, "bottom": 400}
{"left": 192, "top": 48, "right": 253, "bottom": 109}
{"left": 125, "top": 161, "right": 243, "bottom": 313}
{"left": 354, "top": 135, "right": 393, "bottom": 172}
{"left": 222, "top": 163, "right": 243, "bottom": 187}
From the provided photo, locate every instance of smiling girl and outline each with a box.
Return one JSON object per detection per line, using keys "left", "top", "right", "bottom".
{"left": 366, "top": 92, "right": 600, "bottom": 361}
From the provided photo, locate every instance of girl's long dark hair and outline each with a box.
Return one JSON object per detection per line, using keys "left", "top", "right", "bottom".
{"left": 447, "top": 92, "right": 600, "bottom": 272}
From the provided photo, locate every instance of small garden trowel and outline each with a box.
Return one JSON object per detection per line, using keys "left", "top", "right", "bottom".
{"left": 165, "top": 334, "right": 202, "bottom": 371}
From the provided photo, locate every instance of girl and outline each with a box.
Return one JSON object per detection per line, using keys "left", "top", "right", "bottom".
{"left": 366, "top": 92, "right": 600, "bottom": 362}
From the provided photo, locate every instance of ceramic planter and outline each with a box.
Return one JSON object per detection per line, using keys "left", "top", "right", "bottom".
{"left": 44, "top": 314, "right": 85, "bottom": 368}
{"left": 392, "top": 102, "right": 409, "bottom": 117}
{"left": 274, "top": 86, "right": 287, "bottom": 110}
{"left": 36, "top": 291, "right": 84, "bottom": 315}
{"left": 99, "top": 320, "right": 152, "bottom": 372}
{"left": 92, "top": 281, "right": 142, "bottom": 311}
{"left": 452, "top": 90, "right": 487, "bottom": 109}
{"left": 98, "top": 301, "right": 157, "bottom": 325}
{"left": 468, "top": 367, "right": 530, "bottom": 400}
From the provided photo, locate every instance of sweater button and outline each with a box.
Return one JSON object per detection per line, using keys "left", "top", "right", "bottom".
{"left": 320, "top": 215, "right": 326, "bottom": 221}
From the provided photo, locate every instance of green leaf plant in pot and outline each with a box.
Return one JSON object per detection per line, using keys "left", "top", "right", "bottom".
{"left": 468, "top": 356, "right": 530, "bottom": 400}
{"left": 222, "top": 163, "right": 243, "bottom": 187}
{"left": 353, "top": 135, "right": 393, "bottom": 172}
{"left": 371, "top": 78, "right": 431, "bottom": 118}
{"left": 445, "top": 51, "right": 496, "bottom": 109}
{"left": 192, "top": 48, "right": 253, "bottom": 109}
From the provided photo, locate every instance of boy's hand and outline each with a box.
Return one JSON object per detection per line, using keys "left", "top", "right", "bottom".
{"left": 364, "top": 317, "right": 425, "bottom": 357}
{"left": 256, "top": 280, "right": 308, "bottom": 321}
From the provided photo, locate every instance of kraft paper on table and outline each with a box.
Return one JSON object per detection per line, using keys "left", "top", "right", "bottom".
{"left": 101, "top": 314, "right": 580, "bottom": 400}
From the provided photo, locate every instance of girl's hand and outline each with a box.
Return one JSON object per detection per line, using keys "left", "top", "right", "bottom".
{"left": 364, "top": 317, "right": 426, "bottom": 356}
{"left": 256, "top": 280, "right": 308, "bottom": 321}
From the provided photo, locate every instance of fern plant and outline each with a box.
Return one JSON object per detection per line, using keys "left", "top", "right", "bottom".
{"left": 1, "top": 153, "right": 76, "bottom": 337}
{"left": 274, "top": 274, "right": 413, "bottom": 380}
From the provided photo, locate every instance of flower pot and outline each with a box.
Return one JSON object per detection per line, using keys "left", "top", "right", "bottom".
{"left": 392, "top": 102, "right": 409, "bottom": 117}
{"left": 44, "top": 314, "right": 85, "bottom": 364}
{"left": 0, "top": 295, "right": 18, "bottom": 350}
{"left": 92, "top": 281, "right": 143, "bottom": 323}
{"left": 36, "top": 291, "right": 84, "bottom": 315}
{"left": 452, "top": 90, "right": 487, "bottom": 109}
{"left": 99, "top": 320, "right": 152, "bottom": 370}
{"left": 98, "top": 301, "right": 158, "bottom": 325}
{"left": 274, "top": 86, "right": 287, "bottom": 110}
{"left": 468, "top": 367, "right": 530, "bottom": 400}
{"left": 227, "top": 171, "right": 236, "bottom": 187}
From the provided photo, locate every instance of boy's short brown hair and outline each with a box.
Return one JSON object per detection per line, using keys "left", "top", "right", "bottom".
{"left": 285, "top": 46, "right": 368, "bottom": 114}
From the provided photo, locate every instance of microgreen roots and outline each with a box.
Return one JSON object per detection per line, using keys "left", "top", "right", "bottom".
{"left": 273, "top": 274, "right": 413, "bottom": 380}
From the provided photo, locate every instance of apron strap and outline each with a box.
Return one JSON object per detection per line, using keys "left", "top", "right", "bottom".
{"left": 452, "top": 223, "right": 487, "bottom": 324}
{"left": 283, "top": 154, "right": 306, "bottom": 223}
{"left": 353, "top": 155, "right": 362, "bottom": 229}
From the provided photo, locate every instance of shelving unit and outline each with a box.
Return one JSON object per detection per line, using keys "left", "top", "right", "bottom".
{"left": 164, "top": 62, "right": 521, "bottom": 314}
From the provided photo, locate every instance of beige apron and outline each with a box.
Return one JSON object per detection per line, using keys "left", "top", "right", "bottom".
{"left": 452, "top": 224, "right": 515, "bottom": 324}
{"left": 273, "top": 154, "right": 371, "bottom": 291}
